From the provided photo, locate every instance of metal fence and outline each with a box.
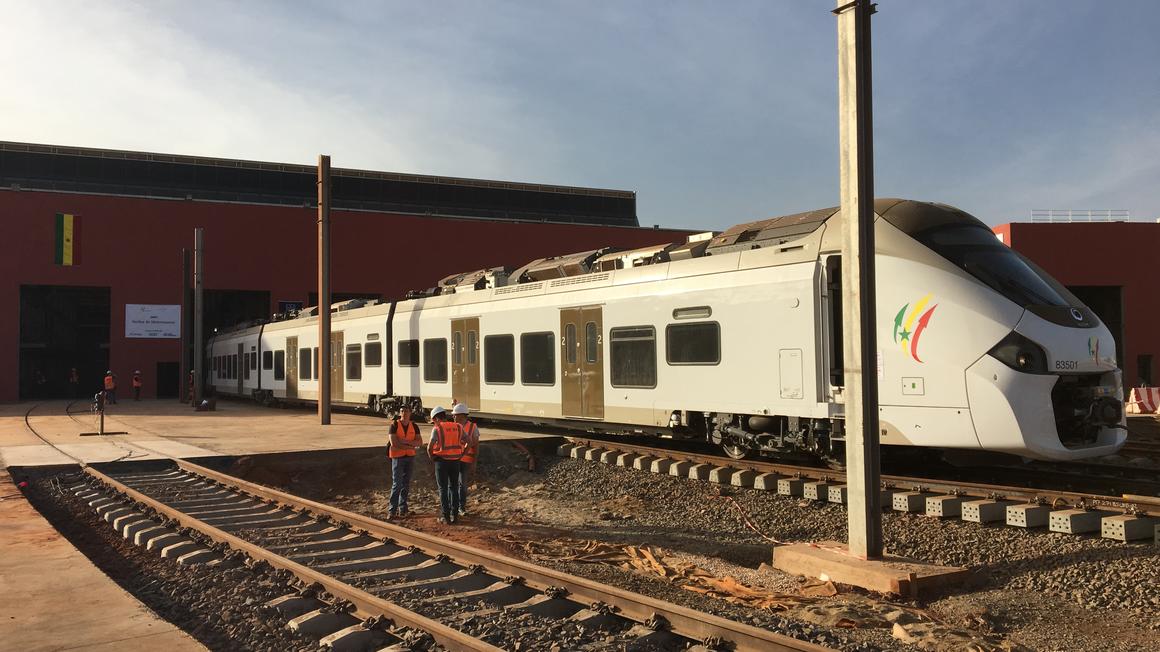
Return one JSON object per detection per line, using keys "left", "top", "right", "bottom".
{"left": 1030, "top": 209, "right": 1131, "bottom": 223}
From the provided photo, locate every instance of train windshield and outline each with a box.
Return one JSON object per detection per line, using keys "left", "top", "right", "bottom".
{"left": 915, "top": 224, "right": 1073, "bottom": 308}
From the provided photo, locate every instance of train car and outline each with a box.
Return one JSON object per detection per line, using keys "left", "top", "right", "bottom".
{"left": 207, "top": 199, "right": 1126, "bottom": 462}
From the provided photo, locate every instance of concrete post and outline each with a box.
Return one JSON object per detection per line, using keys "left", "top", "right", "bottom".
{"left": 192, "top": 228, "right": 205, "bottom": 406}
{"left": 318, "top": 155, "right": 332, "bottom": 425}
{"left": 836, "top": 0, "right": 882, "bottom": 559}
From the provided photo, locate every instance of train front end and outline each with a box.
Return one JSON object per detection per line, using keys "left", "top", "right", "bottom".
{"left": 878, "top": 200, "right": 1126, "bottom": 461}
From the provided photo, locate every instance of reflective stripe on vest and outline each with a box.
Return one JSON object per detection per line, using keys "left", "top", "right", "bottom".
{"left": 388, "top": 420, "right": 421, "bottom": 458}
{"left": 430, "top": 421, "right": 465, "bottom": 460}
{"left": 459, "top": 421, "right": 479, "bottom": 463}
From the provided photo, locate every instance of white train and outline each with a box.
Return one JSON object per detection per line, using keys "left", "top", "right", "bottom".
{"left": 207, "top": 199, "right": 1125, "bottom": 462}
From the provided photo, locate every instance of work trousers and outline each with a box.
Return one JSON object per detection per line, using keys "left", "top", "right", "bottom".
{"left": 458, "top": 462, "right": 474, "bottom": 511}
{"left": 133, "top": 386, "right": 141, "bottom": 401}
{"left": 105, "top": 389, "right": 117, "bottom": 404}
{"left": 433, "top": 458, "right": 462, "bottom": 520}
{"left": 389, "top": 455, "right": 414, "bottom": 514}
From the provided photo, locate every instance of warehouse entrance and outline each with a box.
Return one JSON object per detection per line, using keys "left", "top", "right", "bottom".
{"left": 19, "top": 285, "right": 110, "bottom": 400}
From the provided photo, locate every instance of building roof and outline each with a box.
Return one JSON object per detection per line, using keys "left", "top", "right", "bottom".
{"left": 0, "top": 141, "right": 638, "bottom": 227}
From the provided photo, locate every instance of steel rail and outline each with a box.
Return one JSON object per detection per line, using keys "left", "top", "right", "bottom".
{"left": 565, "top": 437, "right": 1160, "bottom": 517}
{"left": 174, "top": 459, "right": 829, "bottom": 652}
{"left": 84, "top": 466, "right": 504, "bottom": 652}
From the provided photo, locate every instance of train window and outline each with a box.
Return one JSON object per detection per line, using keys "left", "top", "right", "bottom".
{"left": 484, "top": 335, "right": 514, "bottom": 384}
{"left": 666, "top": 322, "right": 721, "bottom": 365}
{"left": 243, "top": 354, "right": 251, "bottom": 380}
{"left": 565, "top": 324, "right": 577, "bottom": 365}
{"left": 213, "top": 357, "right": 218, "bottom": 371}
{"left": 585, "top": 322, "right": 598, "bottom": 363}
{"left": 452, "top": 331, "right": 462, "bottom": 365}
{"left": 230, "top": 355, "right": 237, "bottom": 379}
{"left": 610, "top": 326, "right": 656, "bottom": 388}
{"left": 365, "top": 342, "right": 383, "bottom": 367}
{"left": 914, "top": 224, "right": 1075, "bottom": 308}
{"left": 424, "top": 339, "right": 448, "bottom": 382}
{"left": 299, "top": 348, "right": 312, "bottom": 380}
{"left": 398, "top": 340, "right": 419, "bottom": 367}
{"left": 250, "top": 352, "right": 257, "bottom": 370}
{"left": 346, "top": 344, "right": 362, "bottom": 381}
{"left": 273, "top": 351, "right": 285, "bottom": 380}
{"left": 313, "top": 348, "right": 319, "bottom": 379}
{"left": 467, "top": 331, "right": 478, "bottom": 365}
{"left": 263, "top": 351, "right": 273, "bottom": 371}
{"left": 520, "top": 332, "right": 555, "bottom": 386}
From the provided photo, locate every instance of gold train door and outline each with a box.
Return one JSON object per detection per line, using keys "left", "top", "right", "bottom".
{"left": 451, "top": 318, "right": 481, "bottom": 410}
{"left": 331, "top": 331, "right": 344, "bottom": 402}
{"left": 560, "top": 307, "right": 604, "bottom": 419}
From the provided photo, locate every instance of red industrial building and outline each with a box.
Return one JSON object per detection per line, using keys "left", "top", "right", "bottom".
{"left": 994, "top": 221, "right": 1158, "bottom": 389}
{"left": 2, "top": 142, "right": 691, "bottom": 402}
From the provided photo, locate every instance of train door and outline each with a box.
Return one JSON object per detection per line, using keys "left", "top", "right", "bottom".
{"left": 451, "top": 318, "right": 481, "bottom": 409}
{"left": 236, "top": 343, "right": 243, "bottom": 395}
{"left": 560, "top": 307, "right": 605, "bottom": 419}
{"left": 285, "top": 336, "right": 298, "bottom": 399}
{"left": 823, "top": 255, "right": 844, "bottom": 402}
{"left": 331, "top": 331, "right": 345, "bottom": 402}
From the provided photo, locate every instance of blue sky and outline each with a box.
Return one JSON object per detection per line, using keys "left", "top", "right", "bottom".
{"left": 4, "top": 1, "right": 1158, "bottom": 230}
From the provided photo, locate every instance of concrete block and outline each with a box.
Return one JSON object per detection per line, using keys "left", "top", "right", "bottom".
{"left": 583, "top": 447, "right": 603, "bottom": 461}
{"left": 134, "top": 526, "right": 177, "bottom": 547}
{"left": 569, "top": 446, "right": 591, "bottom": 460}
{"left": 319, "top": 624, "right": 394, "bottom": 652}
{"left": 753, "top": 473, "right": 781, "bottom": 491}
{"left": 176, "top": 549, "right": 219, "bottom": 565}
{"left": 925, "top": 495, "right": 964, "bottom": 518}
{"left": 265, "top": 594, "right": 324, "bottom": 619}
{"left": 1101, "top": 514, "right": 1157, "bottom": 541}
{"left": 102, "top": 507, "right": 135, "bottom": 524}
{"left": 879, "top": 490, "right": 896, "bottom": 510}
{"left": 95, "top": 502, "right": 127, "bottom": 517}
{"left": 708, "top": 467, "right": 736, "bottom": 484}
{"left": 1007, "top": 503, "right": 1052, "bottom": 528}
{"left": 555, "top": 444, "right": 575, "bottom": 457}
{"left": 599, "top": 450, "right": 618, "bottom": 464}
{"left": 961, "top": 499, "right": 1013, "bottom": 523}
{"left": 615, "top": 452, "right": 638, "bottom": 467}
{"left": 803, "top": 481, "right": 832, "bottom": 501}
{"left": 777, "top": 478, "right": 804, "bottom": 497}
{"left": 828, "top": 485, "right": 848, "bottom": 504}
{"left": 632, "top": 456, "right": 657, "bottom": 471}
{"left": 145, "top": 532, "right": 186, "bottom": 552}
{"left": 287, "top": 609, "right": 360, "bottom": 637}
{"left": 120, "top": 518, "right": 156, "bottom": 540}
{"left": 111, "top": 512, "right": 145, "bottom": 531}
{"left": 88, "top": 496, "right": 117, "bottom": 508}
{"left": 687, "top": 463, "right": 712, "bottom": 481}
{"left": 730, "top": 469, "right": 757, "bottom": 488}
{"left": 1049, "top": 509, "right": 1113, "bottom": 534}
{"left": 649, "top": 458, "right": 673, "bottom": 474}
{"left": 159, "top": 540, "right": 201, "bottom": 559}
{"left": 892, "top": 492, "right": 930, "bottom": 513}
{"left": 668, "top": 460, "right": 693, "bottom": 477}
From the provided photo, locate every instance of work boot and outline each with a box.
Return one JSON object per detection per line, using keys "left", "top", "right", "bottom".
{"left": 387, "top": 511, "right": 397, "bottom": 521}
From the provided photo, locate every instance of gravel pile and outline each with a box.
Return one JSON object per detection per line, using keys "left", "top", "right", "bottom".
{"left": 26, "top": 473, "right": 319, "bottom": 652}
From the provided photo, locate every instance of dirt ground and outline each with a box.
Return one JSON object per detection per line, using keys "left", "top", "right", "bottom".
{"left": 218, "top": 443, "right": 1159, "bottom": 652}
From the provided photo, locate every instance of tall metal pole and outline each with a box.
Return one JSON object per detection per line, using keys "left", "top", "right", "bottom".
{"left": 318, "top": 155, "right": 332, "bottom": 425}
{"left": 836, "top": 0, "right": 882, "bottom": 559}
{"left": 193, "top": 228, "right": 205, "bottom": 406}
{"left": 180, "top": 247, "right": 191, "bottom": 402}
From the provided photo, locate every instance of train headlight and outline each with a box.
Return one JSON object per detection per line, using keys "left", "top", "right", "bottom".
{"left": 988, "top": 332, "right": 1050, "bottom": 375}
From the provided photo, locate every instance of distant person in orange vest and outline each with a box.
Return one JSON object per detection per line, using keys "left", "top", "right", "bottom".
{"left": 68, "top": 367, "right": 80, "bottom": 398}
{"left": 387, "top": 404, "right": 422, "bottom": 520}
{"left": 426, "top": 406, "right": 465, "bottom": 524}
{"left": 132, "top": 370, "right": 143, "bottom": 401}
{"left": 103, "top": 371, "right": 117, "bottom": 404}
{"left": 452, "top": 402, "right": 480, "bottom": 517}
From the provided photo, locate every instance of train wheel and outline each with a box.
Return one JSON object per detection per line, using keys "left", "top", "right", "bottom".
{"left": 721, "top": 443, "right": 751, "bottom": 460}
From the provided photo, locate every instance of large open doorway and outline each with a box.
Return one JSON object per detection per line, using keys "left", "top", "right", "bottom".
{"left": 20, "top": 285, "right": 111, "bottom": 399}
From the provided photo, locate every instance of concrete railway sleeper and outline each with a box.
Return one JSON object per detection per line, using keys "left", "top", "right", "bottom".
{"left": 74, "top": 461, "right": 829, "bottom": 652}
{"left": 560, "top": 439, "right": 1160, "bottom": 544}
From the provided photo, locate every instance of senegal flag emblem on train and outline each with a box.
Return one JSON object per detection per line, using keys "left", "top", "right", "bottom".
{"left": 893, "top": 294, "right": 938, "bottom": 363}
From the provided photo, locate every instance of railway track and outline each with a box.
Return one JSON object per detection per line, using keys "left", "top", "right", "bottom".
{"left": 561, "top": 437, "right": 1160, "bottom": 542}
{"left": 70, "top": 459, "right": 830, "bottom": 652}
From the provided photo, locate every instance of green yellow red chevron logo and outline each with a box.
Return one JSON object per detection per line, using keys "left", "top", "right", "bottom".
{"left": 893, "top": 294, "right": 938, "bottom": 363}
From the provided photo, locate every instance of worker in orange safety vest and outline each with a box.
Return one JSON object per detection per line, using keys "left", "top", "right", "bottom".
{"left": 387, "top": 404, "right": 422, "bottom": 519}
{"left": 452, "top": 402, "right": 480, "bottom": 517}
{"left": 132, "top": 370, "right": 143, "bottom": 401}
{"left": 103, "top": 371, "right": 117, "bottom": 404}
{"left": 426, "top": 406, "right": 464, "bottom": 524}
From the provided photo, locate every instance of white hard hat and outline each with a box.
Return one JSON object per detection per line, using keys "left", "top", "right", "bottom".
{"left": 452, "top": 403, "right": 469, "bottom": 415}
{"left": 430, "top": 406, "right": 447, "bottom": 419}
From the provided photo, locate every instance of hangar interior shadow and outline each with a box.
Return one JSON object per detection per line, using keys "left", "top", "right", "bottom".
{"left": 20, "top": 284, "right": 110, "bottom": 399}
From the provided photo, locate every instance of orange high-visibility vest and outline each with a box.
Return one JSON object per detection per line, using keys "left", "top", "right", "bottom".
{"left": 388, "top": 420, "right": 421, "bottom": 458}
{"left": 459, "top": 421, "right": 479, "bottom": 464}
{"left": 429, "top": 421, "right": 465, "bottom": 460}
{"left": 104, "top": 375, "right": 116, "bottom": 390}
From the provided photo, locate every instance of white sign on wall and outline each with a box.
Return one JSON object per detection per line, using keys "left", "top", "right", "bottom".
{"left": 126, "top": 304, "right": 181, "bottom": 339}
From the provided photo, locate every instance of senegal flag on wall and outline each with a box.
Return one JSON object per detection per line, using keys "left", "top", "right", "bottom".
{"left": 54, "top": 213, "right": 81, "bottom": 265}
